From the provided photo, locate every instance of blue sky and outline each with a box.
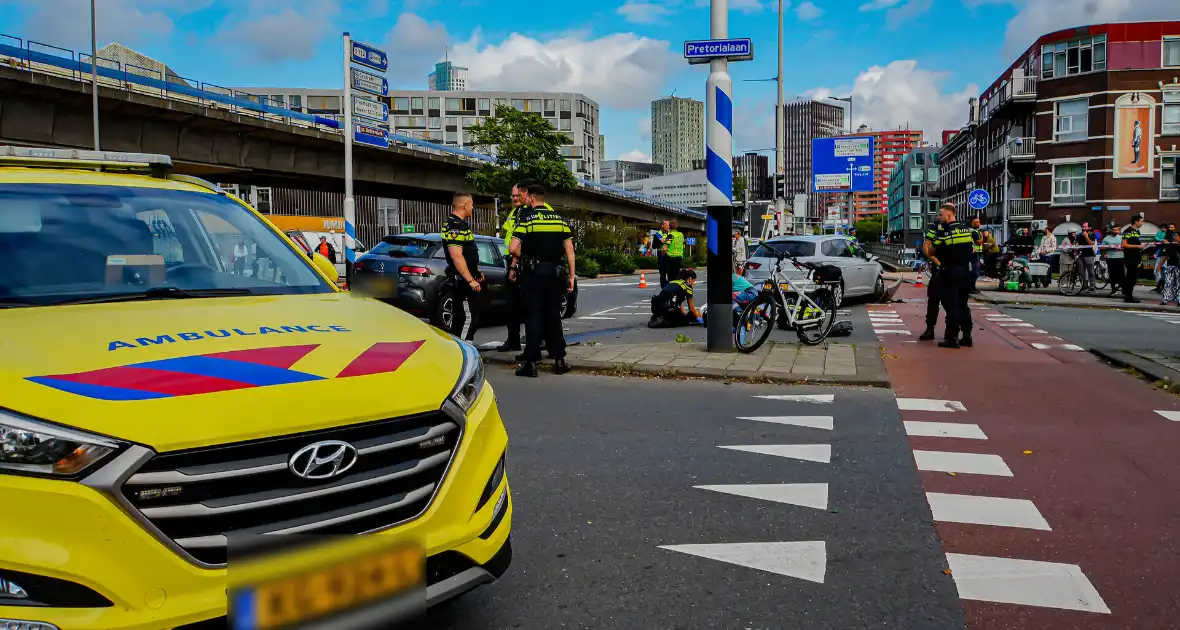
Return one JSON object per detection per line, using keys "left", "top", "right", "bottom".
{"left": 0, "top": 0, "right": 1171, "bottom": 162}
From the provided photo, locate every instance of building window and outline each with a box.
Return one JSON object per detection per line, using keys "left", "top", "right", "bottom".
{"left": 289, "top": 94, "right": 302, "bottom": 110}
{"left": 429, "top": 117, "right": 441, "bottom": 129}
{"left": 477, "top": 98, "right": 491, "bottom": 113}
{"left": 1054, "top": 98, "right": 1088, "bottom": 142}
{"left": 909, "top": 167, "right": 924, "bottom": 183}
{"left": 1163, "top": 156, "right": 1179, "bottom": 200}
{"left": 560, "top": 118, "right": 572, "bottom": 131}
{"left": 1052, "top": 163, "right": 1086, "bottom": 205}
{"left": 510, "top": 99, "right": 524, "bottom": 111}
{"left": 1165, "top": 38, "right": 1180, "bottom": 68}
{"left": 1165, "top": 90, "right": 1180, "bottom": 135}
{"left": 1042, "top": 35, "right": 1105, "bottom": 79}
{"left": 429, "top": 97, "right": 440, "bottom": 109}
{"left": 255, "top": 187, "right": 272, "bottom": 213}
{"left": 411, "top": 97, "right": 424, "bottom": 112}
{"left": 927, "top": 199, "right": 939, "bottom": 214}
{"left": 909, "top": 199, "right": 922, "bottom": 215}
{"left": 444, "top": 98, "right": 461, "bottom": 113}
{"left": 306, "top": 95, "right": 341, "bottom": 113}
{"left": 910, "top": 184, "right": 922, "bottom": 197}
{"left": 393, "top": 97, "right": 410, "bottom": 113}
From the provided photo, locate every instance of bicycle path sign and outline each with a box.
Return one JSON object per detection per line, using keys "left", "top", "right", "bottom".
{"left": 968, "top": 189, "right": 991, "bottom": 211}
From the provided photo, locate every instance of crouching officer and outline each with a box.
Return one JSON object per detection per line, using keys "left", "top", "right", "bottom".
{"left": 927, "top": 203, "right": 975, "bottom": 348}
{"left": 443, "top": 192, "right": 484, "bottom": 342}
{"left": 496, "top": 178, "right": 534, "bottom": 352}
{"left": 648, "top": 268, "right": 701, "bottom": 328}
{"left": 509, "top": 184, "right": 576, "bottom": 378}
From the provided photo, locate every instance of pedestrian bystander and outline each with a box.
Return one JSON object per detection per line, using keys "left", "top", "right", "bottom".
{"left": 1101, "top": 226, "right": 1124, "bottom": 297}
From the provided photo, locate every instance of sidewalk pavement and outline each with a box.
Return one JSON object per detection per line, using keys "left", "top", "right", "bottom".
{"left": 1091, "top": 348, "right": 1180, "bottom": 390}
{"left": 481, "top": 341, "right": 890, "bottom": 387}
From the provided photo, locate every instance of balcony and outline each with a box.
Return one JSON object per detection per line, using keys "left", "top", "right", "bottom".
{"left": 1163, "top": 188, "right": 1179, "bottom": 201}
{"left": 982, "top": 76, "right": 1037, "bottom": 121}
{"left": 1007, "top": 198, "right": 1034, "bottom": 219}
{"left": 987, "top": 137, "right": 1036, "bottom": 165}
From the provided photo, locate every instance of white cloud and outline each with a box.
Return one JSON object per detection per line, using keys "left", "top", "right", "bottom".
{"left": 858, "top": 0, "right": 903, "bottom": 10}
{"left": 620, "top": 149, "right": 652, "bottom": 162}
{"left": 884, "top": 0, "right": 932, "bottom": 29}
{"left": 453, "top": 30, "right": 681, "bottom": 109}
{"left": 12, "top": 0, "right": 205, "bottom": 50}
{"left": 805, "top": 60, "right": 979, "bottom": 139}
{"left": 993, "top": 0, "right": 1178, "bottom": 58}
{"left": 617, "top": 0, "right": 673, "bottom": 24}
{"left": 382, "top": 13, "right": 451, "bottom": 82}
{"left": 639, "top": 116, "right": 653, "bottom": 143}
{"left": 693, "top": 0, "right": 768, "bottom": 13}
{"left": 213, "top": 0, "right": 340, "bottom": 63}
{"left": 795, "top": 1, "right": 824, "bottom": 20}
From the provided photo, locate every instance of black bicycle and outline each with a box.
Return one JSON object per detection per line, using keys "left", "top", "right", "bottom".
{"left": 736, "top": 251, "right": 838, "bottom": 352}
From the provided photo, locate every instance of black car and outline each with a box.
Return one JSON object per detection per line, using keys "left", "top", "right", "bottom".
{"left": 353, "top": 233, "right": 578, "bottom": 330}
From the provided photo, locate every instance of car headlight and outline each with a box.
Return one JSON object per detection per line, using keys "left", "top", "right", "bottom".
{"left": 0, "top": 410, "right": 122, "bottom": 477}
{"left": 448, "top": 338, "right": 486, "bottom": 413}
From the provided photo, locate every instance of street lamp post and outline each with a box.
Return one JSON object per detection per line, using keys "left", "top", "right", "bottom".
{"left": 1001, "top": 136, "right": 1022, "bottom": 243}
{"left": 89, "top": 0, "right": 100, "bottom": 150}
{"left": 704, "top": 0, "right": 735, "bottom": 352}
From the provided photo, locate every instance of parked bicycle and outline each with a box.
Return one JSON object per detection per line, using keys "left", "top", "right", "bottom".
{"left": 1058, "top": 248, "right": 1110, "bottom": 296}
{"left": 735, "top": 251, "right": 838, "bottom": 352}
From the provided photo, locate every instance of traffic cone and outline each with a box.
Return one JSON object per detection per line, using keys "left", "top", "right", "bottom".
{"left": 638, "top": 272, "right": 648, "bottom": 289}
{"left": 914, "top": 274, "right": 923, "bottom": 288}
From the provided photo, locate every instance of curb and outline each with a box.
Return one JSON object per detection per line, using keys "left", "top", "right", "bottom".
{"left": 480, "top": 352, "right": 892, "bottom": 388}
{"left": 1090, "top": 348, "right": 1178, "bottom": 385}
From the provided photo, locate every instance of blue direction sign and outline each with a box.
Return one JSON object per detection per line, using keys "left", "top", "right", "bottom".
{"left": 352, "top": 96, "right": 389, "bottom": 124}
{"left": 683, "top": 38, "right": 753, "bottom": 64}
{"left": 811, "top": 136, "right": 874, "bottom": 193}
{"left": 351, "top": 67, "right": 388, "bottom": 97}
{"left": 354, "top": 122, "right": 389, "bottom": 149}
{"left": 968, "top": 188, "right": 991, "bottom": 211}
{"left": 350, "top": 40, "right": 388, "bottom": 72}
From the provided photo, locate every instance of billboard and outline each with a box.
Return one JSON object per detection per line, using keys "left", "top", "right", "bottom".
{"left": 811, "top": 136, "right": 874, "bottom": 193}
{"left": 1113, "top": 92, "right": 1155, "bottom": 178}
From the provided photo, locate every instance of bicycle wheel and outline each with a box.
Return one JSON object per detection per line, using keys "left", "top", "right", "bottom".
{"left": 735, "top": 295, "right": 775, "bottom": 354}
{"left": 795, "top": 289, "right": 837, "bottom": 346}
{"left": 1058, "top": 270, "right": 1082, "bottom": 296}
{"left": 1093, "top": 261, "right": 1109, "bottom": 290}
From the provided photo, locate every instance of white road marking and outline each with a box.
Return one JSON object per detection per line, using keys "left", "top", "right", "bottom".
{"left": 1026, "top": 329, "right": 1050, "bottom": 334}
{"left": 913, "top": 450, "right": 1013, "bottom": 476}
{"left": 660, "top": 542, "right": 827, "bottom": 584}
{"left": 998, "top": 322, "right": 1035, "bottom": 328}
{"left": 871, "top": 321, "right": 908, "bottom": 327}
{"left": 876, "top": 330, "right": 912, "bottom": 334}
{"left": 738, "top": 416, "right": 834, "bottom": 430}
{"left": 719, "top": 444, "right": 832, "bottom": 463}
{"left": 696, "top": 483, "right": 829, "bottom": 510}
{"left": 986, "top": 316, "right": 1020, "bottom": 321}
{"left": 1061, "top": 344, "right": 1084, "bottom": 351}
{"left": 590, "top": 306, "right": 626, "bottom": 316}
{"left": 927, "top": 493, "right": 1051, "bottom": 530}
{"left": 1154, "top": 410, "right": 1180, "bottom": 422}
{"left": 754, "top": 394, "right": 834, "bottom": 403}
{"left": 904, "top": 421, "right": 988, "bottom": 440}
{"left": 896, "top": 398, "right": 967, "bottom": 412}
{"left": 945, "top": 553, "right": 1110, "bottom": 614}
{"left": 577, "top": 316, "right": 616, "bottom": 320}
{"left": 1031, "top": 343, "right": 1052, "bottom": 350}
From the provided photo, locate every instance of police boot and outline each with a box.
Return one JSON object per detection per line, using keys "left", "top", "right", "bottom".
{"left": 959, "top": 332, "right": 973, "bottom": 347}
{"left": 918, "top": 327, "right": 935, "bottom": 341}
{"left": 496, "top": 341, "right": 522, "bottom": 352}
{"left": 554, "top": 359, "right": 571, "bottom": 375}
{"left": 515, "top": 361, "right": 539, "bottom": 378}
{"left": 938, "top": 337, "right": 961, "bottom": 349}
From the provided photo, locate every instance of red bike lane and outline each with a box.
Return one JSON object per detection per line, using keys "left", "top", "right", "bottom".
{"left": 870, "top": 286, "right": 1180, "bottom": 630}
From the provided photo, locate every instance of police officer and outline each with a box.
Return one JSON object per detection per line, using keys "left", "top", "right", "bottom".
{"left": 442, "top": 192, "right": 484, "bottom": 342}
{"left": 918, "top": 220, "right": 943, "bottom": 341}
{"left": 654, "top": 220, "right": 671, "bottom": 288}
{"left": 663, "top": 219, "right": 685, "bottom": 282}
{"left": 927, "top": 203, "right": 976, "bottom": 348}
{"left": 510, "top": 185, "right": 576, "bottom": 378}
{"left": 1121, "top": 214, "right": 1145, "bottom": 304}
{"left": 969, "top": 218, "right": 983, "bottom": 294}
{"left": 495, "top": 178, "right": 534, "bottom": 352}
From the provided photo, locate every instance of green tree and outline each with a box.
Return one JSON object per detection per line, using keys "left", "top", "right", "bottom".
{"left": 733, "top": 175, "right": 748, "bottom": 200}
{"left": 465, "top": 104, "right": 578, "bottom": 196}
{"left": 854, "top": 214, "right": 885, "bottom": 242}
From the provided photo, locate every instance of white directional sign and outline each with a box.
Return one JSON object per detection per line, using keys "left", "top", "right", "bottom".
{"left": 352, "top": 96, "right": 388, "bottom": 124}
{"left": 350, "top": 67, "right": 388, "bottom": 97}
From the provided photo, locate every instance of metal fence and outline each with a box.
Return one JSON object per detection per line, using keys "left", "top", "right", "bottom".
{"left": 862, "top": 242, "right": 913, "bottom": 270}
{"left": 0, "top": 31, "right": 705, "bottom": 220}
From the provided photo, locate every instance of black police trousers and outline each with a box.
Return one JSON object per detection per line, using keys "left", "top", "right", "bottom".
{"left": 657, "top": 253, "right": 669, "bottom": 288}
{"left": 521, "top": 263, "right": 567, "bottom": 362}
{"left": 449, "top": 279, "right": 482, "bottom": 342}
{"left": 503, "top": 274, "right": 523, "bottom": 347}
{"left": 648, "top": 295, "right": 690, "bottom": 329}
{"left": 924, "top": 271, "right": 941, "bottom": 331}
{"left": 938, "top": 265, "right": 974, "bottom": 339}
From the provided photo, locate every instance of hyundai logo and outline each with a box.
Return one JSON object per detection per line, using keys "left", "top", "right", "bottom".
{"left": 288, "top": 440, "right": 359, "bottom": 480}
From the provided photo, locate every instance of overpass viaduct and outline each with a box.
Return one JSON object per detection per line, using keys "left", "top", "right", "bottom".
{"left": 0, "top": 58, "right": 707, "bottom": 231}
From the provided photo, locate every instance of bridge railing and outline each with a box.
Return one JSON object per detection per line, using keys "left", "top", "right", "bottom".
{"left": 0, "top": 31, "right": 702, "bottom": 219}
{"left": 861, "top": 242, "right": 913, "bottom": 271}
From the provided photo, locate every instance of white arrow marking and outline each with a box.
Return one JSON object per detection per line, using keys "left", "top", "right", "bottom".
{"left": 1155, "top": 410, "right": 1180, "bottom": 422}
{"left": 739, "top": 416, "right": 834, "bottom": 430}
{"left": 896, "top": 398, "right": 967, "bottom": 412}
{"left": 719, "top": 444, "right": 832, "bottom": 463}
{"left": 754, "top": 394, "right": 834, "bottom": 403}
{"left": 696, "top": 483, "right": 828, "bottom": 510}
{"left": 660, "top": 542, "right": 827, "bottom": 583}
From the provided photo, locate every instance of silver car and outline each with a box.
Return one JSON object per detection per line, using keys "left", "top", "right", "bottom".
{"left": 744, "top": 234, "right": 885, "bottom": 307}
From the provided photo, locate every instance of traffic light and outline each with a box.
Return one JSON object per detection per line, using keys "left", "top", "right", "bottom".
{"left": 774, "top": 176, "right": 788, "bottom": 200}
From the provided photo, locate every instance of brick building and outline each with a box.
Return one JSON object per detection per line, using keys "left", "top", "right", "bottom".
{"left": 939, "top": 21, "right": 1180, "bottom": 237}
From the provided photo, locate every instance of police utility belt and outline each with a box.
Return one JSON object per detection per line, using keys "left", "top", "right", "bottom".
{"left": 519, "top": 255, "right": 567, "bottom": 275}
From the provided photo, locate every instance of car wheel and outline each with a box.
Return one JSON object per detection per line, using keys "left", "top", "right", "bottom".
{"left": 830, "top": 281, "right": 845, "bottom": 308}
{"left": 870, "top": 275, "right": 885, "bottom": 302}
{"left": 431, "top": 292, "right": 454, "bottom": 330}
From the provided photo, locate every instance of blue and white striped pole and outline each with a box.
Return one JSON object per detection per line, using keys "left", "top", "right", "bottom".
{"left": 342, "top": 32, "right": 357, "bottom": 288}
{"left": 705, "top": 0, "right": 734, "bottom": 351}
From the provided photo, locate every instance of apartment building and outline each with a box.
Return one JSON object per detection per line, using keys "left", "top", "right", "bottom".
{"left": 886, "top": 147, "right": 943, "bottom": 244}
{"left": 427, "top": 61, "right": 468, "bottom": 91}
{"left": 623, "top": 170, "right": 708, "bottom": 208}
{"left": 651, "top": 96, "right": 705, "bottom": 174}
{"left": 782, "top": 99, "right": 846, "bottom": 219}
{"left": 600, "top": 160, "right": 665, "bottom": 185}
{"left": 939, "top": 21, "right": 1180, "bottom": 236}
{"left": 849, "top": 126, "right": 925, "bottom": 219}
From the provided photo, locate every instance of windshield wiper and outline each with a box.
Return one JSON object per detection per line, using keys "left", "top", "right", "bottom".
{"left": 51, "top": 287, "right": 254, "bottom": 306}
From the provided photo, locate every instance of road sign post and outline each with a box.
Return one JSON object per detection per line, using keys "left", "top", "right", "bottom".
{"left": 342, "top": 33, "right": 389, "bottom": 288}
{"left": 689, "top": 5, "right": 752, "bottom": 352}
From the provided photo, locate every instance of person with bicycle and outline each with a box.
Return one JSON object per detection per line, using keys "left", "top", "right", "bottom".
{"left": 648, "top": 268, "right": 702, "bottom": 328}
{"left": 927, "top": 203, "right": 976, "bottom": 348}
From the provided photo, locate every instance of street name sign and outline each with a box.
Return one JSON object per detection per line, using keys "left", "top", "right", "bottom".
{"left": 683, "top": 38, "right": 754, "bottom": 64}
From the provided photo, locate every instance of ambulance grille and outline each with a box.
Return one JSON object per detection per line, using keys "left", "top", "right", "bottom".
{"left": 118, "top": 411, "right": 461, "bottom": 566}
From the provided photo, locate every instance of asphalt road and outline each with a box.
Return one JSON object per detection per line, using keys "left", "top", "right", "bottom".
{"left": 980, "top": 303, "right": 1180, "bottom": 354}
{"left": 426, "top": 367, "right": 963, "bottom": 630}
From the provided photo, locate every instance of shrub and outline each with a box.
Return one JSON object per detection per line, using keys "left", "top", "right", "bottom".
{"left": 578, "top": 258, "right": 600, "bottom": 278}
{"left": 600, "top": 252, "right": 636, "bottom": 275}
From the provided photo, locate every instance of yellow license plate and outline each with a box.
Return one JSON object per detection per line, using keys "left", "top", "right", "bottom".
{"left": 233, "top": 544, "right": 425, "bottom": 630}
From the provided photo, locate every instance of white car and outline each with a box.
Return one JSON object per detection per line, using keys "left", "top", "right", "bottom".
{"left": 744, "top": 234, "right": 886, "bottom": 307}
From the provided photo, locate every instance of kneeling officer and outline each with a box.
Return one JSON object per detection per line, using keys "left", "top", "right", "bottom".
{"left": 509, "top": 185, "right": 576, "bottom": 378}
{"left": 648, "top": 268, "right": 702, "bottom": 328}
